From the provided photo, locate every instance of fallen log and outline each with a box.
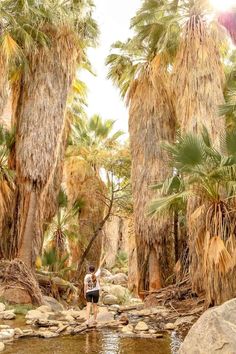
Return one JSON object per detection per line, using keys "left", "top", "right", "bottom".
{"left": 33, "top": 319, "right": 61, "bottom": 328}
{"left": 71, "top": 320, "right": 124, "bottom": 335}
{"left": 118, "top": 304, "right": 144, "bottom": 313}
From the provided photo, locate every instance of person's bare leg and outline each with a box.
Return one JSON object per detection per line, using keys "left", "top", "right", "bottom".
{"left": 86, "top": 302, "right": 91, "bottom": 324}
{"left": 93, "top": 303, "right": 98, "bottom": 323}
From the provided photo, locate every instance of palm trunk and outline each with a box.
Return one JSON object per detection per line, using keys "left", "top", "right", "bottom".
{"left": 172, "top": 15, "right": 225, "bottom": 296}
{"left": 11, "top": 28, "right": 77, "bottom": 269}
{"left": 0, "top": 28, "right": 78, "bottom": 304}
{"left": 17, "top": 188, "right": 38, "bottom": 267}
{"left": 128, "top": 58, "right": 176, "bottom": 294}
{"left": 64, "top": 157, "right": 106, "bottom": 299}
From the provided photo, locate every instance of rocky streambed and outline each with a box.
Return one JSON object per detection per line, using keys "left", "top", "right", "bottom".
{"left": 0, "top": 270, "right": 198, "bottom": 353}
{"left": 0, "top": 299, "right": 189, "bottom": 353}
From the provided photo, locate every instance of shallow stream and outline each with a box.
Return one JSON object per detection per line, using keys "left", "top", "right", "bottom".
{"left": 4, "top": 330, "right": 172, "bottom": 354}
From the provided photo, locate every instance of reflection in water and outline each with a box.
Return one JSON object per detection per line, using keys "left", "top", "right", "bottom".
{"left": 101, "top": 331, "right": 119, "bottom": 354}
{"left": 4, "top": 330, "right": 172, "bottom": 354}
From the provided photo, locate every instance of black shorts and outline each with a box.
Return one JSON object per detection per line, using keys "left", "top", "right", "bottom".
{"left": 86, "top": 290, "right": 99, "bottom": 303}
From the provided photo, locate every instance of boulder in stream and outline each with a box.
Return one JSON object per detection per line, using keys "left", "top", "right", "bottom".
{"left": 42, "top": 296, "right": 64, "bottom": 312}
{"left": 135, "top": 321, "right": 149, "bottom": 331}
{"left": 26, "top": 309, "right": 49, "bottom": 321}
{"left": 0, "top": 329, "right": 14, "bottom": 340}
{"left": 121, "top": 324, "right": 134, "bottom": 334}
{"left": 179, "top": 298, "right": 236, "bottom": 354}
{"left": 0, "top": 310, "right": 16, "bottom": 320}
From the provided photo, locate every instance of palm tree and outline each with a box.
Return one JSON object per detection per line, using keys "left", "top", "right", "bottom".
{"left": 171, "top": 1, "right": 228, "bottom": 293}
{"left": 42, "top": 190, "right": 81, "bottom": 276}
{"left": 65, "top": 113, "right": 124, "bottom": 296}
{"left": 68, "top": 114, "right": 124, "bottom": 173}
{"left": 150, "top": 129, "right": 236, "bottom": 306}
{"left": 0, "top": 0, "right": 98, "bottom": 270}
{"left": 0, "top": 0, "right": 98, "bottom": 304}
{"left": 106, "top": 0, "right": 179, "bottom": 293}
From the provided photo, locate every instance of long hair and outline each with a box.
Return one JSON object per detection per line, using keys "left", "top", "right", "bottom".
{"left": 89, "top": 265, "right": 96, "bottom": 283}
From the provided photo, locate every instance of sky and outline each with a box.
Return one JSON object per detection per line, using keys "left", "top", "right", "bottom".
{"left": 81, "top": 0, "right": 141, "bottom": 134}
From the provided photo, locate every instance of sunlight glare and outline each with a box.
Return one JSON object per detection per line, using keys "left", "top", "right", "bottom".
{"left": 209, "top": 0, "right": 235, "bottom": 12}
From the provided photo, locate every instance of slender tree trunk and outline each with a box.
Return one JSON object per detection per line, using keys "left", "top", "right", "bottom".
{"left": 174, "top": 210, "right": 179, "bottom": 263}
{"left": 17, "top": 188, "right": 38, "bottom": 267}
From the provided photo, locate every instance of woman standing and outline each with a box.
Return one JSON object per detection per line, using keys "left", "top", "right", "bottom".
{"left": 84, "top": 256, "right": 106, "bottom": 325}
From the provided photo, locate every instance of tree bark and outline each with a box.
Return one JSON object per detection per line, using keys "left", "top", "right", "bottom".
{"left": 17, "top": 188, "right": 38, "bottom": 267}
{"left": 129, "top": 58, "right": 176, "bottom": 294}
{"left": 10, "top": 28, "right": 77, "bottom": 270}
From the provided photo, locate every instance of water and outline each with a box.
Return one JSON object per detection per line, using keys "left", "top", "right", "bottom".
{"left": 4, "top": 330, "right": 172, "bottom": 354}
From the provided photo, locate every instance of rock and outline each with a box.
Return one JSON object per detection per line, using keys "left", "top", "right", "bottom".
{"left": 174, "top": 316, "right": 195, "bottom": 327}
{"left": 37, "top": 305, "right": 52, "bottom": 313}
{"left": 0, "top": 304, "right": 5, "bottom": 312}
{"left": 64, "top": 315, "right": 75, "bottom": 323}
{"left": 22, "top": 329, "right": 33, "bottom": 334}
{"left": 14, "top": 328, "right": 23, "bottom": 336}
{"left": 0, "top": 342, "right": 5, "bottom": 352}
{"left": 121, "top": 324, "right": 134, "bottom": 334}
{"left": 105, "top": 273, "right": 128, "bottom": 286}
{"left": 165, "top": 323, "right": 176, "bottom": 330}
{"left": 109, "top": 304, "right": 120, "bottom": 311}
{"left": 119, "top": 315, "right": 129, "bottom": 325}
{"left": 0, "top": 326, "right": 10, "bottom": 330}
{"left": 112, "top": 267, "right": 120, "bottom": 274}
{"left": 61, "top": 309, "right": 81, "bottom": 319}
{"left": 42, "top": 296, "right": 64, "bottom": 312}
{"left": 179, "top": 298, "right": 236, "bottom": 354}
{"left": 135, "top": 321, "right": 149, "bottom": 331}
{"left": 0, "top": 310, "right": 16, "bottom": 320}
{"left": 49, "top": 327, "right": 58, "bottom": 332}
{"left": 0, "top": 329, "right": 15, "bottom": 340}
{"left": 0, "top": 287, "right": 32, "bottom": 304}
{"left": 25, "top": 310, "right": 49, "bottom": 321}
{"left": 102, "top": 285, "right": 128, "bottom": 303}
{"left": 149, "top": 329, "right": 158, "bottom": 334}
{"left": 38, "top": 330, "right": 59, "bottom": 339}
{"left": 101, "top": 269, "right": 112, "bottom": 277}
{"left": 129, "top": 298, "right": 143, "bottom": 305}
{"left": 130, "top": 306, "right": 169, "bottom": 317}
{"left": 103, "top": 295, "right": 119, "bottom": 306}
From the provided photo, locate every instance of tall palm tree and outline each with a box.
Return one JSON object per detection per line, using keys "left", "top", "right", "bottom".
{"left": 0, "top": 0, "right": 98, "bottom": 269}
{"left": 171, "top": 1, "right": 227, "bottom": 293}
{"left": 65, "top": 113, "right": 124, "bottom": 296}
{"left": 69, "top": 114, "right": 124, "bottom": 173}
{"left": 106, "top": 0, "right": 179, "bottom": 292}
